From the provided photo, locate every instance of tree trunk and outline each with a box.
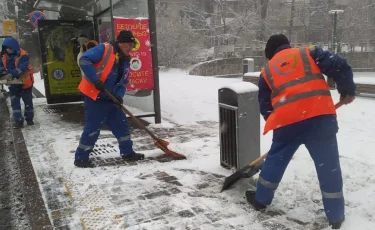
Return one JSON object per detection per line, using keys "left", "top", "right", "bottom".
{"left": 288, "top": 0, "right": 296, "bottom": 42}
{"left": 258, "top": 0, "right": 269, "bottom": 41}
{"left": 217, "top": 0, "right": 228, "bottom": 45}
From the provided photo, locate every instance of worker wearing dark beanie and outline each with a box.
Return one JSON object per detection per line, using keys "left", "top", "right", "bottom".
{"left": 116, "top": 30, "right": 136, "bottom": 44}
{"left": 264, "top": 34, "right": 290, "bottom": 60}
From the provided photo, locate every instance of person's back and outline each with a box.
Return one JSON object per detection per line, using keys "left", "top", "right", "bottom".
{"left": 261, "top": 46, "right": 337, "bottom": 136}
{"left": 246, "top": 34, "right": 356, "bottom": 229}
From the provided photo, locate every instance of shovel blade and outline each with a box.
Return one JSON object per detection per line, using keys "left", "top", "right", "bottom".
{"left": 157, "top": 138, "right": 170, "bottom": 146}
{"left": 155, "top": 140, "right": 186, "bottom": 160}
{"left": 164, "top": 149, "right": 186, "bottom": 160}
{"left": 221, "top": 171, "right": 244, "bottom": 192}
{"left": 221, "top": 165, "right": 253, "bottom": 192}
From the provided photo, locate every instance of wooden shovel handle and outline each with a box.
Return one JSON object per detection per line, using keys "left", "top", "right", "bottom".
{"left": 103, "top": 89, "right": 159, "bottom": 141}
{"left": 249, "top": 152, "right": 268, "bottom": 167}
{"left": 335, "top": 101, "right": 344, "bottom": 110}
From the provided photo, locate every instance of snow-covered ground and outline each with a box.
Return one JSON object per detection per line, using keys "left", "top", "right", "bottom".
{"left": 18, "top": 70, "right": 375, "bottom": 229}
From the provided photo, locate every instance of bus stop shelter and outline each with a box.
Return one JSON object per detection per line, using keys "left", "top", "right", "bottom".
{"left": 33, "top": 0, "right": 161, "bottom": 123}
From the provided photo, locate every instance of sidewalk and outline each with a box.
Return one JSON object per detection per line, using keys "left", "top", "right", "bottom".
{"left": 16, "top": 99, "right": 261, "bottom": 230}
{"left": 7, "top": 69, "right": 375, "bottom": 230}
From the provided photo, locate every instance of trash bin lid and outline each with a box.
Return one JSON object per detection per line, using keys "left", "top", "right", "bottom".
{"left": 224, "top": 82, "right": 258, "bottom": 94}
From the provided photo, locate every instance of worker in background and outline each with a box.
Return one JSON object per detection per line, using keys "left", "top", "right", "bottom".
{"left": 77, "top": 39, "right": 98, "bottom": 77}
{"left": 0, "top": 50, "right": 9, "bottom": 99}
{"left": 74, "top": 35, "right": 89, "bottom": 63}
{"left": 0, "top": 37, "right": 34, "bottom": 128}
{"left": 246, "top": 34, "right": 356, "bottom": 229}
{"left": 74, "top": 30, "right": 144, "bottom": 168}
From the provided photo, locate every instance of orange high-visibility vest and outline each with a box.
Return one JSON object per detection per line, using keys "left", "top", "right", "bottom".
{"left": 2, "top": 49, "right": 34, "bottom": 89}
{"left": 78, "top": 43, "right": 116, "bottom": 100}
{"left": 261, "top": 47, "right": 336, "bottom": 135}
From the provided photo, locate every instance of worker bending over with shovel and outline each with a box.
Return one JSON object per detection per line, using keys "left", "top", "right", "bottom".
{"left": 74, "top": 30, "right": 144, "bottom": 168}
{"left": 246, "top": 34, "right": 356, "bottom": 229}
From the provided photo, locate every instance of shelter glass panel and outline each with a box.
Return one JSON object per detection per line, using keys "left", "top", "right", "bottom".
{"left": 113, "top": 0, "right": 155, "bottom": 116}
{"left": 113, "top": 0, "right": 149, "bottom": 18}
{"left": 96, "top": 10, "right": 113, "bottom": 43}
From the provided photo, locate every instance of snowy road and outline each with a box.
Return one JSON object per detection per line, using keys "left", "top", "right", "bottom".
{"left": 0, "top": 97, "right": 30, "bottom": 229}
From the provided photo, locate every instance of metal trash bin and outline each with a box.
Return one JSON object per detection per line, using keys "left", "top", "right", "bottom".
{"left": 218, "top": 82, "right": 260, "bottom": 170}
{"left": 243, "top": 58, "right": 254, "bottom": 75}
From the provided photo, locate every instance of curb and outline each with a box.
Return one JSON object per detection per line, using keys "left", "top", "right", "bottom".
{"left": 32, "top": 86, "right": 45, "bottom": 98}
{"left": 9, "top": 111, "right": 53, "bottom": 229}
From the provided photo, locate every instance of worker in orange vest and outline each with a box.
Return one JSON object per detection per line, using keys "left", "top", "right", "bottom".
{"left": 245, "top": 34, "right": 356, "bottom": 229}
{"left": 74, "top": 30, "right": 145, "bottom": 168}
{"left": 0, "top": 37, "right": 34, "bottom": 128}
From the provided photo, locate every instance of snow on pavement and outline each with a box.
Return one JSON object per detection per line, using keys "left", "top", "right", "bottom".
{"left": 18, "top": 69, "right": 375, "bottom": 229}
{"left": 158, "top": 69, "right": 243, "bottom": 124}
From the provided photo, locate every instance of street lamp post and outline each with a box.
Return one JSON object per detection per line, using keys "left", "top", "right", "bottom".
{"left": 329, "top": 10, "right": 344, "bottom": 54}
{"left": 327, "top": 10, "right": 344, "bottom": 90}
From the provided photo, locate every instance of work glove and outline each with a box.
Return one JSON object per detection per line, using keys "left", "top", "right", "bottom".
{"left": 115, "top": 96, "right": 123, "bottom": 108}
{"left": 94, "top": 80, "right": 105, "bottom": 92}
{"left": 340, "top": 94, "right": 355, "bottom": 105}
{"left": 327, "top": 77, "right": 336, "bottom": 90}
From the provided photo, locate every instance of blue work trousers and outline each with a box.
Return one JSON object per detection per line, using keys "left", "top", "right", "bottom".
{"left": 9, "top": 86, "right": 34, "bottom": 122}
{"left": 75, "top": 96, "right": 133, "bottom": 161}
{"left": 256, "top": 116, "right": 345, "bottom": 223}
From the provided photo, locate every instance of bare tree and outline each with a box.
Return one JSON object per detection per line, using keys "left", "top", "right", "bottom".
{"left": 340, "top": 0, "right": 375, "bottom": 51}
{"left": 155, "top": 1, "right": 204, "bottom": 68}
{"left": 288, "top": 0, "right": 296, "bottom": 41}
{"left": 258, "top": 0, "right": 269, "bottom": 41}
{"left": 181, "top": 0, "right": 261, "bottom": 46}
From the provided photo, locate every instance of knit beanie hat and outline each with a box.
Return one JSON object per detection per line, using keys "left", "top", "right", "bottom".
{"left": 116, "top": 30, "right": 136, "bottom": 44}
{"left": 265, "top": 34, "right": 290, "bottom": 60}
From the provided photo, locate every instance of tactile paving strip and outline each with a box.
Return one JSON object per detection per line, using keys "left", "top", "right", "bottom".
{"left": 70, "top": 184, "right": 121, "bottom": 230}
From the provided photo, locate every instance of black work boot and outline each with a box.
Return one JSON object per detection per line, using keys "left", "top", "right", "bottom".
{"left": 74, "top": 160, "right": 95, "bottom": 168}
{"left": 26, "top": 120, "right": 34, "bottom": 126}
{"left": 329, "top": 217, "right": 345, "bottom": 229}
{"left": 245, "top": 190, "right": 267, "bottom": 211}
{"left": 122, "top": 152, "right": 145, "bottom": 162}
{"left": 13, "top": 120, "right": 24, "bottom": 129}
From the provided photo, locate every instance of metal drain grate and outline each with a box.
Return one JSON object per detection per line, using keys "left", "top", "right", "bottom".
{"left": 90, "top": 140, "right": 117, "bottom": 156}
{"left": 43, "top": 108, "right": 62, "bottom": 114}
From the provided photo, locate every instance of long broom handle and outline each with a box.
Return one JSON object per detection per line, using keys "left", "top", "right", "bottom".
{"left": 104, "top": 89, "right": 160, "bottom": 141}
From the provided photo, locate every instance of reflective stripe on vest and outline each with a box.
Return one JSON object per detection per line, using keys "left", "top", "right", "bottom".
{"left": 2, "top": 49, "right": 34, "bottom": 89}
{"left": 263, "top": 48, "right": 329, "bottom": 108}
{"left": 78, "top": 43, "right": 116, "bottom": 101}
{"left": 261, "top": 47, "right": 336, "bottom": 134}
{"left": 96, "top": 44, "right": 114, "bottom": 79}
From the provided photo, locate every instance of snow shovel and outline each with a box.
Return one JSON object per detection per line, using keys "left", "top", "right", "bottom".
{"left": 0, "top": 74, "right": 24, "bottom": 85}
{"left": 0, "top": 79, "right": 24, "bottom": 85}
{"left": 104, "top": 89, "right": 186, "bottom": 160}
{"left": 220, "top": 101, "right": 344, "bottom": 192}
{"left": 0, "top": 73, "right": 32, "bottom": 85}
